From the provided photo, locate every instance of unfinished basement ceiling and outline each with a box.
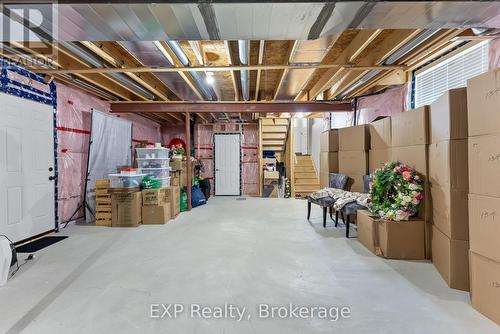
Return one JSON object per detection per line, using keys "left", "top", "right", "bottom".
{"left": 51, "top": 2, "right": 500, "bottom": 41}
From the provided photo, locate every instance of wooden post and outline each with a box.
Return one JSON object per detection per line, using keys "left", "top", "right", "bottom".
{"left": 289, "top": 118, "right": 295, "bottom": 198}
{"left": 185, "top": 112, "right": 192, "bottom": 210}
{"left": 258, "top": 118, "right": 263, "bottom": 197}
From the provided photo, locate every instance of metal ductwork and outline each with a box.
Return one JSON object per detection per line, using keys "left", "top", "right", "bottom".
{"left": 164, "top": 41, "right": 218, "bottom": 101}
{"left": 59, "top": 41, "right": 156, "bottom": 100}
{"left": 238, "top": 40, "right": 250, "bottom": 101}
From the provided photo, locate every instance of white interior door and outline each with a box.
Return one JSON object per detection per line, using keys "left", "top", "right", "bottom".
{"left": 214, "top": 134, "right": 240, "bottom": 196}
{"left": 0, "top": 93, "right": 55, "bottom": 243}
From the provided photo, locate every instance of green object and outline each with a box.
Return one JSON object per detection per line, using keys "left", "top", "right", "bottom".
{"left": 142, "top": 175, "right": 161, "bottom": 189}
{"left": 180, "top": 190, "right": 188, "bottom": 212}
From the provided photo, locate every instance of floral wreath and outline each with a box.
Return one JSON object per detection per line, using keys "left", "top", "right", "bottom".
{"left": 368, "top": 162, "right": 423, "bottom": 221}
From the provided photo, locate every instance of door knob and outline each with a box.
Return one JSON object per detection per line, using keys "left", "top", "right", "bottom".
{"left": 48, "top": 176, "right": 55, "bottom": 181}
{"left": 48, "top": 167, "right": 53, "bottom": 172}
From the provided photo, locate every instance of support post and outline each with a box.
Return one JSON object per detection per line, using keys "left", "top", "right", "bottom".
{"left": 186, "top": 112, "right": 192, "bottom": 210}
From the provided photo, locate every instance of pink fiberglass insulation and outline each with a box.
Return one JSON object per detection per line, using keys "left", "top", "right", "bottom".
{"left": 241, "top": 124, "right": 259, "bottom": 196}
{"left": 161, "top": 124, "right": 186, "bottom": 147}
{"left": 56, "top": 82, "right": 162, "bottom": 224}
{"left": 356, "top": 85, "right": 407, "bottom": 124}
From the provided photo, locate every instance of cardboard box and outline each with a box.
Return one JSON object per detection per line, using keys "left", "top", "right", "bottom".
{"left": 369, "top": 148, "right": 392, "bottom": 173}
{"left": 339, "top": 151, "right": 368, "bottom": 175}
{"left": 377, "top": 219, "right": 426, "bottom": 260}
{"left": 320, "top": 152, "right": 338, "bottom": 174}
{"left": 339, "top": 124, "right": 369, "bottom": 151}
{"left": 142, "top": 188, "right": 169, "bottom": 206}
{"left": 164, "top": 186, "right": 180, "bottom": 217}
{"left": 264, "top": 170, "right": 279, "bottom": 179}
{"left": 263, "top": 185, "right": 278, "bottom": 198}
{"left": 357, "top": 210, "right": 377, "bottom": 254}
{"left": 468, "top": 134, "right": 500, "bottom": 197}
{"left": 470, "top": 252, "right": 500, "bottom": 325}
{"left": 170, "top": 159, "right": 183, "bottom": 171}
{"left": 170, "top": 170, "right": 181, "bottom": 187}
{"left": 431, "top": 225, "right": 470, "bottom": 291}
{"left": 320, "top": 129, "right": 339, "bottom": 152}
{"left": 142, "top": 204, "right": 171, "bottom": 225}
{"left": 391, "top": 145, "right": 428, "bottom": 177}
{"left": 469, "top": 194, "right": 500, "bottom": 263}
{"left": 429, "top": 88, "right": 468, "bottom": 144}
{"left": 430, "top": 183, "right": 469, "bottom": 240}
{"left": 467, "top": 69, "right": 500, "bottom": 137}
{"left": 320, "top": 172, "right": 329, "bottom": 188}
{"left": 428, "top": 139, "right": 468, "bottom": 190}
{"left": 346, "top": 174, "right": 365, "bottom": 193}
{"left": 370, "top": 117, "right": 392, "bottom": 149}
{"left": 111, "top": 191, "right": 142, "bottom": 227}
{"left": 391, "top": 106, "right": 429, "bottom": 147}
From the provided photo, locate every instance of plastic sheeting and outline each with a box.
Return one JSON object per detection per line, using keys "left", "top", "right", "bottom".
{"left": 56, "top": 82, "right": 162, "bottom": 223}
{"left": 489, "top": 37, "right": 500, "bottom": 70}
{"left": 356, "top": 86, "right": 407, "bottom": 125}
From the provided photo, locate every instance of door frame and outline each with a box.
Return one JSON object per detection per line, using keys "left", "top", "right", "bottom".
{"left": 1, "top": 62, "right": 59, "bottom": 243}
{"left": 213, "top": 132, "right": 242, "bottom": 196}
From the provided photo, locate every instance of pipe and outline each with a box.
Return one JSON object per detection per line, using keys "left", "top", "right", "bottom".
{"left": 238, "top": 40, "right": 250, "bottom": 101}
{"left": 59, "top": 42, "right": 156, "bottom": 100}
{"left": 165, "top": 41, "right": 217, "bottom": 101}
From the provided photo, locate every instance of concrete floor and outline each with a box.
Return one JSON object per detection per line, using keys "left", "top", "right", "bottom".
{"left": 0, "top": 197, "right": 498, "bottom": 333}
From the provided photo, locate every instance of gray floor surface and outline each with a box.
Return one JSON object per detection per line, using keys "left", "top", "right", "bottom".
{"left": 0, "top": 197, "right": 498, "bottom": 333}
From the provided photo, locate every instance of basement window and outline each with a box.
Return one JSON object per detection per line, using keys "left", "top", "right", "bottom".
{"left": 413, "top": 41, "right": 489, "bottom": 108}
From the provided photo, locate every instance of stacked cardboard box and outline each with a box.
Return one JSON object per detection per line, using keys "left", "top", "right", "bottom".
{"left": 319, "top": 129, "right": 339, "bottom": 188}
{"left": 357, "top": 209, "right": 426, "bottom": 260}
{"left": 263, "top": 171, "right": 279, "bottom": 197}
{"left": 467, "top": 70, "right": 500, "bottom": 325}
{"left": 390, "top": 106, "right": 431, "bottom": 258}
{"left": 428, "top": 88, "right": 469, "bottom": 291}
{"left": 338, "top": 125, "right": 369, "bottom": 192}
{"left": 369, "top": 117, "right": 392, "bottom": 173}
{"left": 111, "top": 188, "right": 142, "bottom": 227}
{"left": 142, "top": 188, "right": 172, "bottom": 225}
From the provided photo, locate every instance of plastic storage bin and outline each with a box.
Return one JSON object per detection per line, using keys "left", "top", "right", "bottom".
{"left": 140, "top": 167, "right": 171, "bottom": 179}
{"left": 136, "top": 158, "right": 170, "bottom": 168}
{"left": 135, "top": 148, "right": 169, "bottom": 159}
{"left": 158, "top": 177, "right": 171, "bottom": 187}
{"left": 109, "top": 174, "right": 146, "bottom": 188}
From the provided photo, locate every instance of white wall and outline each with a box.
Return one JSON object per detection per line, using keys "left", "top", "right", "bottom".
{"left": 310, "top": 118, "right": 322, "bottom": 172}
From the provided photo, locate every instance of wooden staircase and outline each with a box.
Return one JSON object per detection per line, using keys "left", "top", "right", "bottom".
{"left": 294, "top": 154, "right": 320, "bottom": 198}
{"left": 261, "top": 117, "right": 289, "bottom": 152}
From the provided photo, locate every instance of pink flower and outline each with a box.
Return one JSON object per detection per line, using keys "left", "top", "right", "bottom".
{"left": 402, "top": 171, "right": 411, "bottom": 180}
{"left": 415, "top": 193, "right": 423, "bottom": 201}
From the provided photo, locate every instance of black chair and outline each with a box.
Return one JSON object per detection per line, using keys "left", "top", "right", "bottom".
{"left": 307, "top": 173, "right": 349, "bottom": 227}
{"left": 337, "top": 175, "right": 373, "bottom": 238}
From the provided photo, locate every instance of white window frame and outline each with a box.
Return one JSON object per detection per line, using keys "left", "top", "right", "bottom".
{"left": 413, "top": 41, "right": 489, "bottom": 108}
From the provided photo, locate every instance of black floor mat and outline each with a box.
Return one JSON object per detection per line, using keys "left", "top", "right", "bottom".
{"left": 16, "top": 236, "right": 68, "bottom": 253}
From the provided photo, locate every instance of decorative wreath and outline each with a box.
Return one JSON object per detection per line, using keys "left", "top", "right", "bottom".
{"left": 368, "top": 162, "right": 423, "bottom": 221}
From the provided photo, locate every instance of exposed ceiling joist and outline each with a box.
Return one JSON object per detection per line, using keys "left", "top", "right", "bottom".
{"left": 273, "top": 41, "right": 298, "bottom": 101}
{"left": 255, "top": 40, "right": 265, "bottom": 101}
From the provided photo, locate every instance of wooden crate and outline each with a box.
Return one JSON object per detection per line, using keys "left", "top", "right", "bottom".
{"left": 95, "top": 179, "right": 110, "bottom": 188}
{"left": 95, "top": 179, "right": 112, "bottom": 226}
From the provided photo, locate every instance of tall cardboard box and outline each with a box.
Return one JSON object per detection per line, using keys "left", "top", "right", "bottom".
{"left": 320, "top": 152, "right": 338, "bottom": 173}
{"left": 428, "top": 139, "right": 468, "bottom": 190}
{"left": 346, "top": 174, "right": 365, "bottom": 193}
{"left": 391, "top": 106, "right": 429, "bottom": 147}
{"left": 111, "top": 192, "right": 142, "bottom": 227}
{"left": 467, "top": 69, "right": 500, "bottom": 137}
{"left": 429, "top": 88, "right": 468, "bottom": 143}
{"left": 377, "top": 219, "right": 426, "bottom": 260}
{"left": 431, "top": 225, "right": 469, "bottom": 291}
{"left": 320, "top": 172, "right": 329, "bottom": 188}
{"left": 339, "top": 125, "right": 370, "bottom": 151}
{"left": 164, "top": 186, "right": 181, "bottom": 217}
{"left": 142, "top": 204, "right": 171, "bottom": 225}
{"left": 320, "top": 129, "right": 339, "bottom": 152}
{"left": 430, "top": 184, "right": 468, "bottom": 240}
{"left": 470, "top": 252, "right": 500, "bottom": 325}
{"left": 142, "top": 188, "right": 169, "bottom": 206}
{"left": 369, "top": 148, "right": 391, "bottom": 173}
{"left": 338, "top": 151, "right": 368, "bottom": 175}
{"left": 370, "top": 117, "right": 392, "bottom": 149}
{"left": 357, "top": 210, "right": 377, "bottom": 254}
{"left": 468, "top": 194, "right": 500, "bottom": 263}
{"left": 391, "top": 145, "right": 428, "bottom": 177}
{"left": 468, "top": 134, "right": 500, "bottom": 197}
